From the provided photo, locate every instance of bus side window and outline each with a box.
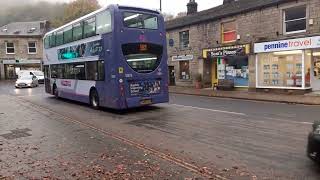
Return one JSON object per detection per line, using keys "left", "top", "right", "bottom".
{"left": 83, "top": 17, "right": 96, "bottom": 38}
{"left": 51, "top": 65, "right": 58, "bottom": 78}
{"left": 86, "top": 61, "right": 98, "bottom": 81}
{"left": 96, "top": 10, "right": 112, "bottom": 34}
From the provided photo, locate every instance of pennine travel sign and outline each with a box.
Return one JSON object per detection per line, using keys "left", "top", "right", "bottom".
{"left": 254, "top": 36, "right": 320, "bottom": 53}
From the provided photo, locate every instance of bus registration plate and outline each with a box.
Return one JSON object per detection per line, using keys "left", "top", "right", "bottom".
{"left": 140, "top": 99, "right": 152, "bottom": 105}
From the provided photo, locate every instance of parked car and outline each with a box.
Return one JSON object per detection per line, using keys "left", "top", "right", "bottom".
{"left": 15, "top": 75, "right": 39, "bottom": 88}
{"left": 307, "top": 120, "right": 320, "bottom": 163}
{"left": 18, "top": 70, "right": 44, "bottom": 84}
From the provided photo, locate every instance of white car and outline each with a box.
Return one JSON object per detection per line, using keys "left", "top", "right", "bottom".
{"left": 15, "top": 75, "right": 39, "bottom": 88}
{"left": 18, "top": 70, "right": 44, "bottom": 84}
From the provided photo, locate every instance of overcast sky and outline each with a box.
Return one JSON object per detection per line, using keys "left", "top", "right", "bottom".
{"left": 53, "top": 0, "right": 223, "bottom": 15}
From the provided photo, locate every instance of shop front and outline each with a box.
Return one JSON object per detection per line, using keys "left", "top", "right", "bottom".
{"left": 203, "top": 44, "right": 250, "bottom": 88}
{"left": 2, "top": 59, "right": 41, "bottom": 79}
{"left": 254, "top": 36, "right": 320, "bottom": 92}
{"left": 171, "top": 54, "right": 194, "bottom": 82}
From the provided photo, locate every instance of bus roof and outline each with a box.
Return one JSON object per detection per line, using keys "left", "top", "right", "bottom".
{"left": 44, "top": 4, "right": 160, "bottom": 38}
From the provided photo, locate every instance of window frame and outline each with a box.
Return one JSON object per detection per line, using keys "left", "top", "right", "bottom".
{"left": 179, "top": 31, "right": 190, "bottom": 49}
{"left": 5, "top": 42, "right": 15, "bottom": 54}
{"left": 222, "top": 21, "right": 237, "bottom": 43}
{"left": 28, "top": 42, "right": 37, "bottom": 54}
{"left": 283, "top": 6, "right": 307, "bottom": 35}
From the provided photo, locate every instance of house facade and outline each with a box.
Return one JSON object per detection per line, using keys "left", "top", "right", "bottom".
{"left": 166, "top": 0, "right": 320, "bottom": 93}
{"left": 0, "top": 21, "right": 49, "bottom": 80}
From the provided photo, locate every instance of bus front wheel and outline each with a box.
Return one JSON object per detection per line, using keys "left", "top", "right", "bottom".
{"left": 90, "top": 89, "right": 99, "bottom": 109}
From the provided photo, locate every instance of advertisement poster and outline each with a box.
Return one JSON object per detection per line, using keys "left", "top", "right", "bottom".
{"left": 58, "top": 40, "right": 103, "bottom": 60}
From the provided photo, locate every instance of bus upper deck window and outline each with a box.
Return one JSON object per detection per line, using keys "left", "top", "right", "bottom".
{"left": 123, "top": 12, "right": 158, "bottom": 30}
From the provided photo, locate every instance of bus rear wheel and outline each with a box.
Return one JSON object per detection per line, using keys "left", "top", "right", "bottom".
{"left": 90, "top": 89, "right": 99, "bottom": 109}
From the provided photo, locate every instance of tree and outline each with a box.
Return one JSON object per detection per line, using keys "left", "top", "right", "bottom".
{"left": 162, "top": 13, "right": 175, "bottom": 21}
{"left": 63, "top": 0, "right": 101, "bottom": 24}
{"left": 176, "top": 12, "right": 187, "bottom": 18}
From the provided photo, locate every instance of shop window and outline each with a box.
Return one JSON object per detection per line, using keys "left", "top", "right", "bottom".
{"left": 96, "top": 10, "right": 112, "bottom": 34}
{"left": 257, "top": 50, "right": 305, "bottom": 88}
{"left": 73, "top": 22, "right": 83, "bottom": 41}
{"left": 222, "top": 21, "right": 236, "bottom": 43}
{"left": 179, "top": 61, "right": 190, "bottom": 80}
{"left": 179, "top": 31, "right": 189, "bottom": 49}
{"left": 6, "top": 42, "right": 15, "bottom": 54}
{"left": 283, "top": 6, "right": 306, "bottom": 34}
{"left": 28, "top": 42, "right": 37, "bottom": 54}
{"left": 64, "top": 26, "right": 73, "bottom": 44}
{"left": 218, "top": 57, "right": 249, "bottom": 87}
{"left": 83, "top": 17, "right": 96, "bottom": 38}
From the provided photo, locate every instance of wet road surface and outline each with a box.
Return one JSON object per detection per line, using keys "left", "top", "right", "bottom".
{"left": 1, "top": 81, "right": 320, "bottom": 179}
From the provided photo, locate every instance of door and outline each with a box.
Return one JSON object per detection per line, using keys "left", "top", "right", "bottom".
{"left": 211, "top": 59, "right": 218, "bottom": 87}
{"left": 169, "top": 66, "right": 176, "bottom": 86}
{"left": 5, "top": 65, "right": 16, "bottom": 79}
{"left": 43, "top": 65, "right": 51, "bottom": 93}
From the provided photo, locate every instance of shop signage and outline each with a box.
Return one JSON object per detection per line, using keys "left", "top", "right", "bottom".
{"left": 172, "top": 54, "right": 193, "bottom": 61}
{"left": 203, "top": 44, "right": 250, "bottom": 59}
{"left": 254, "top": 36, "right": 320, "bottom": 53}
{"left": 2, "top": 59, "right": 41, "bottom": 64}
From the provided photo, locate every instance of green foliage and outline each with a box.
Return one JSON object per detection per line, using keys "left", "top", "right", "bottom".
{"left": 0, "top": 0, "right": 101, "bottom": 28}
{"left": 63, "top": 0, "right": 100, "bottom": 24}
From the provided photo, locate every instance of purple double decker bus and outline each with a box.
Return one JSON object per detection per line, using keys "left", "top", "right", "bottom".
{"left": 43, "top": 5, "right": 169, "bottom": 110}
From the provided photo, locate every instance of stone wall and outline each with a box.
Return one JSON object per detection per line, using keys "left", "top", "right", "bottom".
{"left": 167, "top": 0, "right": 320, "bottom": 88}
{"left": 0, "top": 37, "right": 43, "bottom": 60}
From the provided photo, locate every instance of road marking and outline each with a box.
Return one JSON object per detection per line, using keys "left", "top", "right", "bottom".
{"left": 170, "top": 104, "right": 247, "bottom": 116}
{"left": 263, "top": 117, "right": 313, "bottom": 125}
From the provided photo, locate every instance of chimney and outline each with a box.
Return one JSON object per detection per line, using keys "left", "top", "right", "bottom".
{"left": 187, "top": 0, "right": 198, "bottom": 15}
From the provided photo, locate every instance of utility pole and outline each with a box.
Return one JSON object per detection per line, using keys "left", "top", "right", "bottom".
{"left": 160, "top": 0, "right": 162, "bottom": 11}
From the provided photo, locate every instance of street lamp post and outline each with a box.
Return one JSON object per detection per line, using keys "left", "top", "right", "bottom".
{"left": 160, "top": 0, "right": 162, "bottom": 11}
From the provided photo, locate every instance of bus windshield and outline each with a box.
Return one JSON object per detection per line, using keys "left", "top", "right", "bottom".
{"left": 122, "top": 43, "right": 162, "bottom": 73}
{"left": 123, "top": 12, "right": 158, "bottom": 30}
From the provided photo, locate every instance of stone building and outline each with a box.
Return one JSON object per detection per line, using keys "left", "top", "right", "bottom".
{"left": 166, "top": 0, "right": 320, "bottom": 93}
{"left": 0, "top": 21, "right": 49, "bottom": 80}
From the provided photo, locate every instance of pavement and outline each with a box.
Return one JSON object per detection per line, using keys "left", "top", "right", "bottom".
{"left": 169, "top": 86, "right": 320, "bottom": 105}
{"left": 1, "top": 81, "right": 320, "bottom": 179}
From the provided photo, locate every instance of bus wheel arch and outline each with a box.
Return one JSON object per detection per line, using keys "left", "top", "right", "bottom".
{"left": 89, "top": 87, "right": 99, "bottom": 109}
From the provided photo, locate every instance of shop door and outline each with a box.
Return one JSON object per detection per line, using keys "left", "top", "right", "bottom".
{"left": 5, "top": 65, "right": 17, "bottom": 80}
{"left": 168, "top": 66, "right": 176, "bottom": 86}
{"left": 211, "top": 60, "right": 218, "bottom": 87}
{"left": 312, "top": 50, "right": 320, "bottom": 91}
